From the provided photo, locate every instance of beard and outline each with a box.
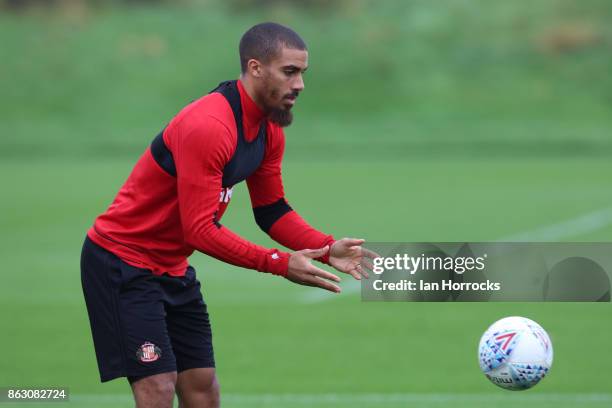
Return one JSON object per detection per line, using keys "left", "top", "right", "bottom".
{"left": 260, "top": 80, "right": 297, "bottom": 127}
{"left": 268, "top": 107, "right": 293, "bottom": 127}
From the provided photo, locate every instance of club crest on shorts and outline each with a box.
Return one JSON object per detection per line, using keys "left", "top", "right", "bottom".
{"left": 136, "top": 342, "right": 162, "bottom": 363}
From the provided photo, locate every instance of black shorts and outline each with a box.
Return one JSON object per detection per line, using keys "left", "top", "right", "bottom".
{"left": 80, "top": 237, "right": 215, "bottom": 383}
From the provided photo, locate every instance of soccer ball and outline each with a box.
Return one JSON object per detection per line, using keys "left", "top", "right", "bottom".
{"left": 478, "top": 316, "right": 553, "bottom": 390}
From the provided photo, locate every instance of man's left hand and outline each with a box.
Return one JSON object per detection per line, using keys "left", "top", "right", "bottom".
{"left": 329, "top": 238, "right": 377, "bottom": 280}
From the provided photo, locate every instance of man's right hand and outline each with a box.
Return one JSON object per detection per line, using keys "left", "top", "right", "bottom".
{"left": 286, "top": 246, "right": 341, "bottom": 293}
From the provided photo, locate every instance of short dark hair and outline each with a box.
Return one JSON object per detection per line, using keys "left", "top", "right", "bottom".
{"left": 239, "top": 22, "right": 307, "bottom": 73}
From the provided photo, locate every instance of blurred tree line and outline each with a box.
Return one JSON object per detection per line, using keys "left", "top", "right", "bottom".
{"left": 2, "top": 0, "right": 165, "bottom": 9}
{"left": 1, "top": 0, "right": 338, "bottom": 10}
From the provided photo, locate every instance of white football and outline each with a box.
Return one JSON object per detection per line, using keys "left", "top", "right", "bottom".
{"left": 478, "top": 316, "right": 553, "bottom": 390}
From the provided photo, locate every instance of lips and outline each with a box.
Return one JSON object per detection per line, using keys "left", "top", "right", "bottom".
{"left": 284, "top": 95, "right": 296, "bottom": 106}
{"left": 284, "top": 91, "right": 299, "bottom": 100}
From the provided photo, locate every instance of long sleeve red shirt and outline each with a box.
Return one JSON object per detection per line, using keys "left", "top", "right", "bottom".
{"left": 88, "top": 80, "right": 334, "bottom": 277}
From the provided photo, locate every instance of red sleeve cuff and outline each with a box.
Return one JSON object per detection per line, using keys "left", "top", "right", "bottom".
{"left": 316, "top": 237, "right": 336, "bottom": 266}
{"left": 263, "top": 250, "right": 290, "bottom": 277}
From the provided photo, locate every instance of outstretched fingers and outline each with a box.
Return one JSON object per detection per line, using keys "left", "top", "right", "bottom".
{"left": 343, "top": 238, "right": 366, "bottom": 246}
{"left": 305, "top": 264, "right": 341, "bottom": 293}
{"left": 302, "top": 246, "right": 330, "bottom": 259}
{"left": 308, "top": 264, "right": 341, "bottom": 282}
{"left": 355, "top": 262, "right": 369, "bottom": 279}
{"left": 355, "top": 247, "right": 379, "bottom": 279}
{"left": 347, "top": 266, "right": 362, "bottom": 281}
{"left": 361, "top": 247, "right": 380, "bottom": 261}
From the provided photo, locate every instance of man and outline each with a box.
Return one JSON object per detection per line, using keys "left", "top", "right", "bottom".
{"left": 81, "top": 22, "right": 374, "bottom": 408}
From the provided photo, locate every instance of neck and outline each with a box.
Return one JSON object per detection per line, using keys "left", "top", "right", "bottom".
{"left": 239, "top": 74, "right": 267, "bottom": 113}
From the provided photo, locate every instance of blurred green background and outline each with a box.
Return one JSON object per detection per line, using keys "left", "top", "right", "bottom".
{"left": 1, "top": 0, "right": 611, "bottom": 407}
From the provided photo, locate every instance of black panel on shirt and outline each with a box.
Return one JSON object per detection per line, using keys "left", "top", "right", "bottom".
{"left": 211, "top": 81, "right": 267, "bottom": 188}
{"left": 150, "top": 80, "right": 267, "bottom": 189}
{"left": 150, "top": 129, "right": 176, "bottom": 177}
{"left": 253, "top": 198, "right": 293, "bottom": 233}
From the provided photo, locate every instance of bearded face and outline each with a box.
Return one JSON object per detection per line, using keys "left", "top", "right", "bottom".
{"left": 254, "top": 47, "right": 308, "bottom": 127}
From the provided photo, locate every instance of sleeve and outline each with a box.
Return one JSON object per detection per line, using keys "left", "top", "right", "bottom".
{"left": 246, "top": 125, "right": 335, "bottom": 264}
{"left": 170, "top": 115, "right": 290, "bottom": 276}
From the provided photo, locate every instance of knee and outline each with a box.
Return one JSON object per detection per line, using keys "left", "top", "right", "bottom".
{"left": 150, "top": 376, "right": 176, "bottom": 400}
{"left": 132, "top": 372, "right": 177, "bottom": 404}
{"left": 193, "top": 373, "right": 220, "bottom": 404}
{"left": 177, "top": 369, "right": 220, "bottom": 408}
{"left": 201, "top": 373, "right": 219, "bottom": 393}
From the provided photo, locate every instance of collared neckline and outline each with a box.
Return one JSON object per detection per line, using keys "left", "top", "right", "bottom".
{"left": 237, "top": 79, "right": 266, "bottom": 141}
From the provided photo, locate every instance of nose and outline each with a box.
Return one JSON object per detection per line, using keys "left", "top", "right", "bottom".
{"left": 293, "top": 74, "right": 304, "bottom": 93}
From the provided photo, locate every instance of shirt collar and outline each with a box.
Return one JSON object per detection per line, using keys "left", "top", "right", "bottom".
{"left": 237, "top": 79, "right": 265, "bottom": 128}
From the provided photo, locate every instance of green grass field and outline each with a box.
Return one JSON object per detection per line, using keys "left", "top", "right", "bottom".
{"left": 1, "top": 158, "right": 611, "bottom": 407}
{"left": 1, "top": 1, "right": 612, "bottom": 407}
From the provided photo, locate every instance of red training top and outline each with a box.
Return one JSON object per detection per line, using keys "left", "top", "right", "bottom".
{"left": 88, "top": 80, "right": 334, "bottom": 277}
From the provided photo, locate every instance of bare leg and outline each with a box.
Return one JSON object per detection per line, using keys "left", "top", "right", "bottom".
{"left": 130, "top": 372, "right": 178, "bottom": 408}
{"left": 176, "top": 367, "right": 220, "bottom": 408}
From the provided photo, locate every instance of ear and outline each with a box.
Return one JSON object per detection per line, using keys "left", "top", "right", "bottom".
{"left": 247, "top": 59, "right": 263, "bottom": 78}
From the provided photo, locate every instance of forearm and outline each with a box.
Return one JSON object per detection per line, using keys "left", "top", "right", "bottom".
{"left": 184, "top": 220, "right": 290, "bottom": 276}
{"left": 263, "top": 206, "right": 335, "bottom": 264}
